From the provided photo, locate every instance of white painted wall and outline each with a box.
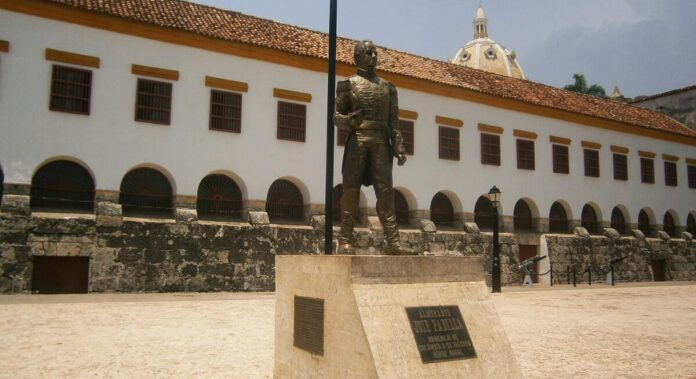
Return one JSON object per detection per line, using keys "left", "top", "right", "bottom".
{"left": 1, "top": 10, "right": 695, "bottom": 226}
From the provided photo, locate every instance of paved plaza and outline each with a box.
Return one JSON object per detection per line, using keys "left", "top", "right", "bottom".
{"left": 1, "top": 282, "right": 695, "bottom": 378}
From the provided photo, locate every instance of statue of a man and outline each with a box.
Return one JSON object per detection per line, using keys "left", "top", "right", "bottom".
{"left": 334, "top": 40, "right": 411, "bottom": 255}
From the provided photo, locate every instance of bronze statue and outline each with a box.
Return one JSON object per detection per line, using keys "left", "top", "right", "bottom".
{"left": 334, "top": 40, "right": 412, "bottom": 255}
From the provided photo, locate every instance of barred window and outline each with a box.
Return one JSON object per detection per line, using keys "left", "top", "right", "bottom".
{"left": 197, "top": 174, "right": 242, "bottom": 220}
{"left": 277, "top": 101, "right": 306, "bottom": 142}
{"left": 50, "top": 65, "right": 92, "bottom": 115}
{"left": 581, "top": 205, "right": 599, "bottom": 235}
{"left": 135, "top": 79, "right": 172, "bottom": 125}
{"left": 552, "top": 144, "right": 569, "bottom": 174}
{"left": 474, "top": 196, "right": 495, "bottom": 230}
{"left": 549, "top": 202, "right": 569, "bottom": 233}
{"left": 689, "top": 165, "right": 696, "bottom": 189}
{"left": 583, "top": 149, "right": 600, "bottom": 177}
{"left": 664, "top": 161, "right": 678, "bottom": 187}
{"left": 438, "top": 127, "right": 459, "bottom": 160}
{"left": 638, "top": 209, "right": 652, "bottom": 237}
{"left": 266, "top": 179, "right": 304, "bottom": 222}
{"left": 613, "top": 154, "right": 628, "bottom": 181}
{"left": 30, "top": 160, "right": 95, "bottom": 213}
{"left": 641, "top": 158, "right": 655, "bottom": 183}
{"left": 610, "top": 207, "right": 627, "bottom": 235}
{"left": 209, "top": 90, "right": 241, "bottom": 132}
{"left": 513, "top": 200, "right": 533, "bottom": 231}
{"left": 394, "top": 189, "right": 409, "bottom": 226}
{"left": 516, "top": 139, "right": 535, "bottom": 170}
{"left": 400, "top": 120, "right": 415, "bottom": 155}
{"left": 430, "top": 192, "right": 453, "bottom": 226}
{"left": 119, "top": 168, "right": 173, "bottom": 218}
{"left": 481, "top": 134, "right": 500, "bottom": 166}
{"left": 687, "top": 213, "right": 695, "bottom": 235}
{"left": 663, "top": 212, "right": 676, "bottom": 237}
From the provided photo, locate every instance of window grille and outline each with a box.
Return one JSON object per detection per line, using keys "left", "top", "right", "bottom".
{"left": 438, "top": 127, "right": 459, "bottom": 160}
{"left": 610, "top": 208, "right": 627, "bottom": 235}
{"left": 481, "top": 134, "right": 500, "bottom": 165}
{"left": 266, "top": 179, "right": 304, "bottom": 221}
{"left": 552, "top": 144, "right": 569, "bottom": 174}
{"left": 581, "top": 205, "right": 599, "bottom": 234}
{"left": 119, "top": 168, "right": 173, "bottom": 217}
{"left": 688, "top": 165, "right": 696, "bottom": 189}
{"left": 583, "top": 149, "right": 600, "bottom": 177}
{"left": 549, "top": 202, "right": 569, "bottom": 233}
{"left": 50, "top": 65, "right": 91, "bottom": 115}
{"left": 516, "top": 140, "right": 535, "bottom": 170}
{"left": 400, "top": 120, "right": 414, "bottom": 155}
{"left": 513, "top": 200, "right": 533, "bottom": 231}
{"left": 664, "top": 161, "right": 678, "bottom": 187}
{"left": 135, "top": 79, "right": 172, "bottom": 124}
{"left": 638, "top": 210, "right": 651, "bottom": 237}
{"left": 394, "top": 190, "right": 409, "bottom": 226}
{"left": 430, "top": 192, "right": 453, "bottom": 226}
{"left": 474, "top": 196, "right": 495, "bottom": 230}
{"left": 663, "top": 212, "right": 676, "bottom": 237}
{"left": 197, "top": 174, "right": 242, "bottom": 220}
{"left": 613, "top": 154, "right": 628, "bottom": 181}
{"left": 30, "top": 160, "right": 95, "bottom": 212}
{"left": 277, "top": 102, "right": 306, "bottom": 142}
{"left": 209, "top": 90, "right": 241, "bottom": 132}
{"left": 640, "top": 158, "right": 655, "bottom": 183}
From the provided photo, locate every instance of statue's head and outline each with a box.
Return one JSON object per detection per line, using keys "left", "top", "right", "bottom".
{"left": 354, "top": 40, "right": 377, "bottom": 74}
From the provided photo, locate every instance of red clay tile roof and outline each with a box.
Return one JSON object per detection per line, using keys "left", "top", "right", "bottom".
{"left": 42, "top": 0, "right": 696, "bottom": 138}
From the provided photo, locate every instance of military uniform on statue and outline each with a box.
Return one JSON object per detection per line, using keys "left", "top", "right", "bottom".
{"left": 334, "top": 40, "right": 413, "bottom": 255}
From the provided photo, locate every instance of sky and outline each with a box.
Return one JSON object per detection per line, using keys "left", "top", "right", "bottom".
{"left": 191, "top": 0, "right": 696, "bottom": 98}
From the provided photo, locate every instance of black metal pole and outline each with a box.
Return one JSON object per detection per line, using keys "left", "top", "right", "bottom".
{"left": 492, "top": 207, "right": 501, "bottom": 293}
{"left": 549, "top": 260, "right": 553, "bottom": 287}
{"left": 567, "top": 266, "right": 570, "bottom": 285}
{"left": 324, "top": 0, "right": 337, "bottom": 255}
{"left": 611, "top": 265, "right": 615, "bottom": 286}
{"left": 573, "top": 265, "right": 576, "bottom": 287}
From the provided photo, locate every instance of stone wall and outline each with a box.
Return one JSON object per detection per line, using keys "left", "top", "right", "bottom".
{"left": 1, "top": 197, "right": 695, "bottom": 293}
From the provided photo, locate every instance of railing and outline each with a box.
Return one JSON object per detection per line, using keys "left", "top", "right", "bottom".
{"left": 30, "top": 187, "right": 94, "bottom": 212}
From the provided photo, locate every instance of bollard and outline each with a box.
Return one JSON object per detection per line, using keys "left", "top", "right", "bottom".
{"left": 572, "top": 266, "right": 576, "bottom": 287}
{"left": 567, "top": 266, "right": 571, "bottom": 285}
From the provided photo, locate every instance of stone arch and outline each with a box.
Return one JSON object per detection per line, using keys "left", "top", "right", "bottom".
{"left": 513, "top": 198, "right": 534, "bottom": 231}
{"left": 196, "top": 173, "right": 243, "bottom": 220}
{"left": 474, "top": 195, "right": 496, "bottom": 231}
{"left": 33, "top": 155, "right": 97, "bottom": 189}
{"left": 393, "top": 186, "right": 417, "bottom": 213}
{"left": 125, "top": 162, "right": 177, "bottom": 196}
{"left": 610, "top": 205, "right": 631, "bottom": 235}
{"left": 581, "top": 202, "right": 602, "bottom": 235}
{"left": 266, "top": 178, "right": 304, "bottom": 222}
{"left": 687, "top": 211, "right": 696, "bottom": 235}
{"left": 638, "top": 207, "right": 655, "bottom": 237}
{"left": 548, "top": 200, "right": 571, "bottom": 233}
{"left": 30, "top": 158, "right": 96, "bottom": 213}
{"left": 119, "top": 166, "right": 174, "bottom": 218}
{"left": 205, "top": 169, "right": 248, "bottom": 204}
{"left": 393, "top": 187, "right": 411, "bottom": 226}
{"left": 430, "top": 191, "right": 455, "bottom": 227}
{"left": 663, "top": 209, "right": 680, "bottom": 237}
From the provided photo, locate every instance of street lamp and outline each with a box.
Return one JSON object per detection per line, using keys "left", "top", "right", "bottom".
{"left": 489, "top": 186, "right": 502, "bottom": 293}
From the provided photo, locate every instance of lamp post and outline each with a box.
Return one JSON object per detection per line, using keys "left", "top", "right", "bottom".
{"left": 489, "top": 186, "right": 501, "bottom": 293}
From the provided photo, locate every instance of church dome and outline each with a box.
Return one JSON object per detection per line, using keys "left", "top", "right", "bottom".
{"left": 451, "top": 4, "right": 526, "bottom": 80}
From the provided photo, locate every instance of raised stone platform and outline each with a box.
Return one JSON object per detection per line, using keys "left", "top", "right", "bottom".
{"left": 274, "top": 255, "right": 521, "bottom": 378}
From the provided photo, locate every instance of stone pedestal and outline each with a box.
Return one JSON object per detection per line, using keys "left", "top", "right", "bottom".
{"left": 274, "top": 255, "right": 521, "bottom": 378}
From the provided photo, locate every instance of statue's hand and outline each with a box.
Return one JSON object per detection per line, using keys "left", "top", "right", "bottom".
{"left": 334, "top": 109, "right": 362, "bottom": 130}
{"left": 397, "top": 153, "right": 407, "bottom": 166}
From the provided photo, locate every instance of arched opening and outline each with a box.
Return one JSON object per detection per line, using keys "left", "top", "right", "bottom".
{"left": 394, "top": 189, "right": 410, "bottom": 226}
{"left": 0, "top": 165, "right": 4, "bottom": 206}
{"left": 430, "top": 192, "right": 454, "bottom": 227}
{"left": 331, "top": 184, "right": 343, "bottom": 223}
{"left": 687, "top": 213, "right": 696, "bottom": 236}
{"left": 513, "top": 200, "right": 533, "bottom": 231}
{"left": 549, "top": 202, "right": 569, "bottom": 233}
{"left": 638, "top": 209, "right": 652, "bottom": 237}
{"left": 581, "top": 204, "right": 600, "bottom": 235}
{"left": 474, "top": 196, "right": 496, "bottom": 231}
{"left": 30, "top": 160, "right": 95, "bottom": 213}
{"left": 197, "top": 174, "right": 242, "bottom": 220}
{"left": 663, "top": 212, "right": 676, "bottom": 237}
{"left": 266, "top": 179, "right": 304, "bottom": 222}
{"left": 610, "top": 207, "right": 628, "bottom": 235}
{"left": 119, "top": 167, "right": 173, "bottom": 218}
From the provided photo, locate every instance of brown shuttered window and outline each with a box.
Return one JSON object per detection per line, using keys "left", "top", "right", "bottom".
{"left": 481, "top": 133, "right": 501, "bottom": 165}
{"left": 613, "top": 154, "right": 628, "bottom": 181}
{"left": 209, "top": 90, "right": 241, "bottom": 132}
{"left": 439, "top": 127, "right": 459, "bottom": 161}
{"left": 277, "top": 101, "right": 306, "bottom": 142}
{"left": 552, "top": 144, "right": 569, "bottom": 174}
{"left": 583, "top": 149, "right": 600, "bottom": 177}
{"left": 689, "top": 165, "right": 696, "bottom": 189}
{"left": 336, "top": 127, "right": 349, "bottom": 146}
{"left": 400, "top": 120, "right": 415, "bottom": 155}
{"left": 135, "top": 79, "right": 172, "bottom": 125}
{"left": 50, "top": 65, "right": 92, "bottom": 115}
{"left": 641, "top": 158, "right": 655, "bottom": 183}
{"left": 516, "top": 139, "right": 535, "bottom": 170}
{"left": 664, "top": 161, "right": 678, "bottom": 187}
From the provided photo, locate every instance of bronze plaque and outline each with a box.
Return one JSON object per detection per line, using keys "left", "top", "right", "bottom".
{"left": 293, "top": 295, "right": 324, "bottom": 355}
{"left": 406, "top": 305, "right": 476, "bottom": 363}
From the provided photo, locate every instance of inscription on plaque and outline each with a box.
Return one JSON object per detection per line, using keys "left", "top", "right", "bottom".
{"left": 293, "top": 295, "right": 324, "bottom": 356}
{"left": 406, "top": 305, "right": 476, "bottom": 363}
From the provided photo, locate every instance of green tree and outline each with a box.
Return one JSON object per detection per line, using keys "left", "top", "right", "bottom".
{"left": 563, "top": 73, "right": 607, "bottom": 98}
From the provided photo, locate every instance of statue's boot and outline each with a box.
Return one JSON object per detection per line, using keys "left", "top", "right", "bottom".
{"left": 383, "top": 224, "right": 415, "bottom": 256}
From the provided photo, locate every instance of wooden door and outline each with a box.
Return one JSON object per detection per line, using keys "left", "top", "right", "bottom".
{"left": 518, "top": 245, "right": 539, "bottom": 283}
{"left": 32, "top": 256, "right": 89, "bottom": 294}
{"left": 651, "top": 259, "right": 666, "bottom": 282}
